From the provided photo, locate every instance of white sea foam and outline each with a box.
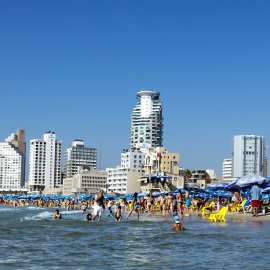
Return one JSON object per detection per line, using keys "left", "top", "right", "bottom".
{"left": 27, "top": 206, "right": 44, "bottom": 210}
{"left": 0, "top": 208, "right": 14, "bottom": 212}
{"left": 23, "top": 211, "right": 52, "bottom": 221}
{"left": 61, "top": 210, "right": 82, "bottom": 215}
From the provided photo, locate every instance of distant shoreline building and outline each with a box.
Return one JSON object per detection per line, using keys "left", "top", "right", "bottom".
{"left": 0, "top": 129, "right": 26, "bottom": 189}
{"left": 232, "top": 134, "right": 267, "bottom": 178}
{"left": 28, "top": 131, "right": 62, "bottom": 191}
{"left": 63, "top": 140, "right": 97, "bottom": 179}
{"left": 106, "top": 148, "right": 145, "bottom": 194}
{"left": 222, "top": 158, "right": 232, "bottom": 179}
{"left": 130, "top": 90, "right": 163, "bottom": 149}
{"left": 63, "top": 169, "right": 107, "bottom": 195}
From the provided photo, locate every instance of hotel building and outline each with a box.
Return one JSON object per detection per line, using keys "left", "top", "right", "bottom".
{"left": 63, "top": 140, "right": 97, "bottom": 179}
{"left": 130, "top": 90, "right": 163, "bottom": 148}
{"left": 232, "top": 134, "right": 267, "bottom": 178}
{"left": 0, "top": 129, "right": 26, "bottom": 189}
{"left": 28, "top": 131, "right": 62, "bottom": 191}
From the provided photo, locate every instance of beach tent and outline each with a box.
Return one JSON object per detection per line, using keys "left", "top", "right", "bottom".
{"left": 225, "top": 174, "right": 269, "bottom": 191}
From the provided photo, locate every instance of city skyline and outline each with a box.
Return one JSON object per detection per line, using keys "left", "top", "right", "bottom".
{"left": 1, "top": 1, "right": 270, "bottom": 175}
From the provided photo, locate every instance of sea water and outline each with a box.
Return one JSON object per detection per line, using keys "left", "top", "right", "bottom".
{"left": 0, "top": 206, "right": 269, "bottom": 270}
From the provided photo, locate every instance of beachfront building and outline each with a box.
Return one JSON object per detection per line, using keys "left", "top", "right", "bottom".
{"left": 63, "top": 140, "right": 97, "bottom": 179}
{"left": 130, "top": 90, "right": 163, "bottom": 149}
{"left": 63, "top": 169, "right": 107, "bottom": 195}
{"left": 139, "top": 147, "right": 183, "bottom": 193}
{"left": 223, "top": 158, "right": 232, "bottom": 179}
{"left": 0, "top": 129, "right": 26, "bottom": 189}
{"left": 106, "top": 167, "right": 142, "bottom": 194}
{"left": 28, "top": 131, "right": 62, "bottom": 192}
{"left": 189, "top": 169, "right": 215, "bottom": 184}
{"left": 232, "top": 135, "right": 267, "bottom": 178}
{"left": 121, "top": 148, "right": 146, "bottom": 169}
{"left": 106, "top": 148, "right": 145, "bottom": 194}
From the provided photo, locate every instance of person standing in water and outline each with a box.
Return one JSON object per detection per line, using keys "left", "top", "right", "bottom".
{"left": 93, "top": 190, "right": 105, "bottom": 222}
{"left": 114, "top": 205, "right": 122, "bottom": 222}
{"left": 126, "top": 192, "right": 140, "bottom": 220}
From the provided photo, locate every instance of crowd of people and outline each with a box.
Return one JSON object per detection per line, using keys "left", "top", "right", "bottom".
{"left": 1, "top": 182, "right": 270, "bottom": 230}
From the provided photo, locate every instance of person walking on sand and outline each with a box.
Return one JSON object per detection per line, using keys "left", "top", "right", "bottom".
{"left": 126, "top": 192, "right": 140, "bottom": 220}
{"left": 250, "top": 182, "right": 262, "bottom": 217}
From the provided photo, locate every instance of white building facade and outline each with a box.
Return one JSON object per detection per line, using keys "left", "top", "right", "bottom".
{"left": 232, "top": 135, "right": 267, "bottom": 178}
{"left": 0, "top": 129, "right": 26, "bottom": 189}
{"left": 64, "top": 140, "right": 97, "bottom": 179}
{"left": 29, "top": 131, "right": 62, "bottom": 191}
{"left": 106, "top": 148, "right": 145, "bottom": 194}
{"left": 130, "top": 90, "right": 163, "bottom": 148}
{"left": 63, "top": 170, "right": 107, "bottom": 195}
{"left": 222, "top": 158, "right": 232, "bottom": 179}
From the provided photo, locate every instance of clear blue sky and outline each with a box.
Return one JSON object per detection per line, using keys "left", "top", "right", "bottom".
{"left": 1, "top": 0, "right": 270, "bottom": 176}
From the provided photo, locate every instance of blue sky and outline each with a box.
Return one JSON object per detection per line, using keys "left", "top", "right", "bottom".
{"left": 0, "top": 1, "right": 270, "bottom": 176}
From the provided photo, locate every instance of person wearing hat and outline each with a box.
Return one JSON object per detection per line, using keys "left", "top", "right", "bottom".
{"left": 172, "top": 215, "right": 185, "bottom": 231}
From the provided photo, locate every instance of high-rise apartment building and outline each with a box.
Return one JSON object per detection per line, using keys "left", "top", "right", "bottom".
{"left": 222, "top": 158, "right": 232, "bottom": 179}
{"left": 63, "top": 140, "right": 97, "bottom": 178}
{"left": 0, "top": 129, "right": 26, "bottom": 189}
{"left": 130, "top": 90, "right": 163, "bottom": 148}
{"left": 232, "top": 135, "right": 267, "bottom": 178}
{"left": 29, "top": 131, "right": 62, "bottom": 191}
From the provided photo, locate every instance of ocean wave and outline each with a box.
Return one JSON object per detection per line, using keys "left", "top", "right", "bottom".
{"left": 23, "top": 211, "right": 52, "bottom": 221}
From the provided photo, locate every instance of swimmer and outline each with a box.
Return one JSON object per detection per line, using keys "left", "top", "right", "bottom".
{"left": 85, "top": 213, "right": 93, "bottom": 221}
{"left": 114, "top": 206, "right": 122, "bottom": 222}
{"left": 53, "top": 209, "right": 62, "bottom": 219}
{"left": 172, "top": 216, "right": 185, "bottom": 231}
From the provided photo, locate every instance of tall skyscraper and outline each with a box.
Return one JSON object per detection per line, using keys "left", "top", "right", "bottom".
{"left": 0, "top": 129, "right": 26, "bottom": 189}
{"left": 63, "top": 140, "right": 97, "bottom": 179}
{"left": 29, "top": 131, "right": 62, "bottom": 191}
{"left": 130, "top": 90, "right": 163, "bottom": 148}
{"left": 232, "top": 134, "right": 267, "bottom": 178}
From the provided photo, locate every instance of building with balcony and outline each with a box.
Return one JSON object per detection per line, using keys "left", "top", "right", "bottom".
{"left": 232, "top": 134, "right": 267, "bottom": 178}
{"left": 0, "top": 129, "right": 26, "bottom": 189}
{"left": 28, "top": 131, "right": 62, "bottom": 191}
{"left": 63, "top": 140, "right": 97, "bottom": 179}
{"left": 130, "top": 90, "right": 163, "bottom": 148}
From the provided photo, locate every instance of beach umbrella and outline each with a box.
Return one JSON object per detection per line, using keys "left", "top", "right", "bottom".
{"left": 235, "top": 174, "right": 268, "bottom": 187}
{"left": 208, "top": 182, "right": 227, "bottom": 190}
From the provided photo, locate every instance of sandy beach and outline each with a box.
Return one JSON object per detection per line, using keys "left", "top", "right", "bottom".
{"left": 226, "top": 212, "right": 270, "bottom": 221}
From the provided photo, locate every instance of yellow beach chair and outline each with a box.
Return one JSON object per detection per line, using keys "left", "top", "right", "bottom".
{"left": 208, "top": 207, "right": 228, "bottom": 222}
{"left": 231, "top": 200, "right": 246, "bottom": 213}
{"left": 201, "top": 201, "right": 215, "bottom": 217}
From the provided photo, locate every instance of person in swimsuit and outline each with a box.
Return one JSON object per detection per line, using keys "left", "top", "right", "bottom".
{"left": 114, "top": 206, "right": 122, "bottom": 222}
{"left": 126, "top": 192, "right": 140, "bottom": 220}
{"left": 53, "top": 209, "right": 62, "bottom": 219}
{"left": 85, "top": 213, "right": 93, "bottom": 221}
{"left": 172, "top": 215, "right": 185, "bottom": 231}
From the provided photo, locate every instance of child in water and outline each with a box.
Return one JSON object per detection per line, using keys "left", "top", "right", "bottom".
{"left": 114, "top": 206, "right": 122, "bottom": 222}
{"left": 172, "top": 216, "right": 185, "bottom": 231}
{"left": 53, "top": 209, "right": 62, "bottom": 219}
{"left": 85, "top": 213, "right": 93, "bottom": 221}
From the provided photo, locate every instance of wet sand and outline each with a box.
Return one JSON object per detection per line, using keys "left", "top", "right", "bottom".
{"left": 227, "top": 212, "right": 270, "bottom": 221}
